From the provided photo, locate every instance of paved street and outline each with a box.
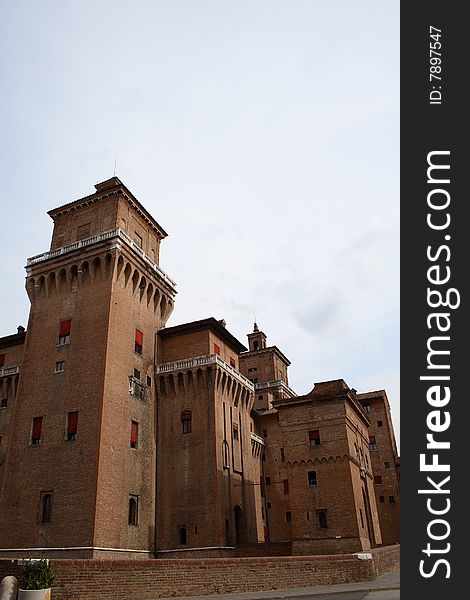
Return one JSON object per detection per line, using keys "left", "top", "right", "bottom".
{"left": 157, "top": 570, "right": 400, "bottom": 600}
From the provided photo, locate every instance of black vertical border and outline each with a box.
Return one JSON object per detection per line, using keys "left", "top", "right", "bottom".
{"left": 401, "top": 2, "right": 468, "bottom": 598}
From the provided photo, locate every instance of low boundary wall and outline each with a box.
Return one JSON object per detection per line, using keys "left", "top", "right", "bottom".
{"left": 0, "top": 545, "right": 399, "bottom": 599}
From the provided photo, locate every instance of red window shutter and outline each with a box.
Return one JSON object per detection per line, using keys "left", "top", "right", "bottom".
{"left": 214, "top": 344, "right": 220, "bottom": 355}
{"left": 309, "top": 430, "right": 320, "bottom": 441}
{"left": 32, "top": 417, "right": 42, "bottom": 439}
{"left": 230, "top": 357, "right": 235, "bottom": 367}
{"left": 181, "top": 411, "right": 191, "bottom": 421}
{"left": 67, "top": 412, "right": 78, "bottom": 434}
{"left": 369, "top": 436, "right": 376, "bottom": 444}
{"left": 0, "top": 354, "right": 5, "bottom": 367}
{"left": 283, "top": 479, "right": 289, "bottom": 494}
{"left": 59, "top": 320, "right": 71, "bottom": 336}
{"left": 131, "top": 421, "right": 138, "bottom": 446}
{"left": 135, "top": 329, "right": 143, "bottom": 346}
{"left": 374, "top": 475, "right": 383, "bottom": 484}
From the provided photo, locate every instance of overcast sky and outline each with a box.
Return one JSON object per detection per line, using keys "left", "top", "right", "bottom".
{"left": 0, "top": 0, "right": 399, "bottom": 446}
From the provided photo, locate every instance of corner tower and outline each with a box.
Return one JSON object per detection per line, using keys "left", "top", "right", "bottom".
{"left": 0, "top": 178, "right": 176, "bottom": 558}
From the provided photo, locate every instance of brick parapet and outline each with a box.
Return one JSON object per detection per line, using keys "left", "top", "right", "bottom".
{"left": 0, "top": 545, "right": 399, "bottom": 599}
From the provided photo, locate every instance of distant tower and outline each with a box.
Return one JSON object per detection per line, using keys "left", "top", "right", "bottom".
{"left": 0, "top": 178, "right": 176, "bottom": 558}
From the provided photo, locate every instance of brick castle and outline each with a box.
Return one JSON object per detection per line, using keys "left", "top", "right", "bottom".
{"left": 0, "top": 178, "right": 399, "bottom": 558}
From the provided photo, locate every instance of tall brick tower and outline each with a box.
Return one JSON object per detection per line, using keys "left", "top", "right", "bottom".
{"left": 0, "top": 178, "right": 176, "bottom": 558}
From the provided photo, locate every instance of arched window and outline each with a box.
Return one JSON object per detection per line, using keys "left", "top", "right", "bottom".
{"left": 181, "top": 410, "right": 192, "bottom": 434}
{"left": 128, "top": 495, "right": 138, "bottom": 525}
{"left": 253, "top": 341, "right": 259, "bottom": 350}
{"left": 41, "top": 493, "right": 52, "bottom": 523}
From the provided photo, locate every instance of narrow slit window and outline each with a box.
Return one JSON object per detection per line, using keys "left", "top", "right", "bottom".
{"left": 67, "top": 411, "right": 78, "bottom": 441}
{"left": 283, "top": 479, "right": 289, "bottom": 494}
{"left": 128, "top": 495, "right": 138, "bottom": 525}
{"left": 181, "top": 410, "right": 192, "bottom": 434}
{"left": 58, "top": 320, "right": 71, "bottom": 345}
{"left": 179, "top": 525, "right": 187, "bottom": 545}
{"left": 318, "top": 510, "right": 328, "bottom": 529}
{"left": 40, "top": 492, "right": 52, "bottom": 523}
{"left": 135, "top": 329, "right": 143, "bottom": 355}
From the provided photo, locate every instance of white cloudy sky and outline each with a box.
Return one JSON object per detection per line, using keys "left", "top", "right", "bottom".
{"left": 0, "top": 0, "right": 399, "bottom": 446}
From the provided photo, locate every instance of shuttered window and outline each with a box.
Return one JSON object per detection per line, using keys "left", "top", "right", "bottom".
{"left": 31, "top": 417, "right": 43, "bottom": 445}
{"left": 309, "top": 429, "right": 320, "bottom": 446}
{"left": 135, "top": 329, "right": 143, "bottom": 354}
{"left": 131, "top": 421, "right": 138, "bottom": 448}
{"left": 67, "top": 412, "right": 78, "bottom": 441}
{"left": 58, "top": 320, "right": 71, "bottom": 345}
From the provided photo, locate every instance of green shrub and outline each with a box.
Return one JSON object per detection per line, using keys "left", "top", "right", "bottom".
{"left": 21, "top": 559, "right": 55, "bottom": 590}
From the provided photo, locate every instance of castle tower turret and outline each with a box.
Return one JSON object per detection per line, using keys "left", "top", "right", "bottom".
{"left": 0, "top": 178, "right": 176, "bottom": 558}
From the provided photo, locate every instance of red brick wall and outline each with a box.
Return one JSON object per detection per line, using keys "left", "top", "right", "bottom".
{"left": 0, "top": 546, "right": 399, "bottom": 599}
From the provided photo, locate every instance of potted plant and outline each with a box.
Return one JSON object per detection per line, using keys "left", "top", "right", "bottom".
{"left": 18, "top": 559, "right": 55, "bottom": 599}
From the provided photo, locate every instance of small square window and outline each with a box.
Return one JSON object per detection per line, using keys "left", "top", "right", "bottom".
{"left": 309, "top": 429, "right": 320, "bottom": 446}
{"left": 379, "top": 495, "right": 385, "bottom": 503}
{"left": 285, "top": 511, "right": 291, "bottom": 523}
{"left": 146, "top": 375, "right": 152, "bottom": 387}
{"left": 389, "top": 495, "right": 396, "bottom": 504}
{"left": 0, "top": 399, "right": 7, "bottom": 409}
{"left": 374, "top": 475, "right": 383, "bottom": 485}
{"left": 384, "top": 461, "right": 390, "bottom": 469}
{"left": 377, "top": 420, "right": 383, "bottom": 427}
{"left": 308, "top": 471, "right": 317, "bottom": 486}
{"left": 54, "top": 361, "right": 65, "bottom": 373}
{"left": 258, "top": 395, "right": 263, "bottom": 400}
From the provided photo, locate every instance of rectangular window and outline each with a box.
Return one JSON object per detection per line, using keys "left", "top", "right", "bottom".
{"left": 67, "top": 411, "right": 78, "bottom": 441}
{"left": 308, "top": 471, "right": 317, "bottom": 486}
{"left": 135, "top": 329, "right": 143, "bottom": 354}
{"left": 54, "top": 361, "right": 65, "bottom": 373}
{"left": 318, "top": 510, "right": 328, "bottom": 529}
{"left": 283, "top": 479, "right": 289, "bottom": 494}
{"left": 131, "top": 421, "right": 138, "bottom": 449}
{"left": 369, "top": 436, "right": 377, "bottom": 451}
{"left": 280, "top": 447, "right": 285, "bottom": 462}
{"left": 258, "top": 395, "right": 264, "bottom": 400}
{"left": 364, "top": 404, "right": 371, "bottom": 413}
{"left": 31, "top": 417, "right": 43, "bottom": 445}
{"left": 181, "top": 411, "right": 192, "bottom": 434}
{"left": 309, "top": 429, "right": 320, "bottom": 446}
{"left": 267, "top": 502, "right": 271, "bottom": 509}
{"left": 229, "top": 357, "right": 236, "bottom": 367}
{"left": 0, "top": 354, "right": 5, "bottom": 367}
{"left": 214, "top": 343, "right": 220, "bottom": 355}
{"left": 134, "top": 232, "right": 143, "bottom": 248}
{"left": 58, "top": 320, "right": 71, "bottom": 345}
{"left": 374, "top": 475, "right": 383, "bottom": 485}
{"left": 389, "top": 496, "right": 396, "bottom": 503}
{"left": 146, "top": 375, "right": 152, "bottom": 387}
{"left": 285, "top": 511, "right": 291, "bottom": 523}
{"left": 133, "top": 368, "right": 141, "bottom": 380}
{"left": 377, "top": 420, "right": 383, "bottom": 427}
{"left": 384, "top": 461, "right": 390, "bottom": 469}
{"left": 0, "top": 399, "right": 7, "bottom": 409}
{"left": 265, "top": 476, "right": 271, "bottom": 486}
{"left": 379, "top": 495, "right": 385, "bottom": 503}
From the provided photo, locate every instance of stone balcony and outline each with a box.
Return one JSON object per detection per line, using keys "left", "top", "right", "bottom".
{"left": 26, "top": 228, "right": 176, "bottom": 292}
{"left": 156, "top": 354, "right": 254, "bottom": 391}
